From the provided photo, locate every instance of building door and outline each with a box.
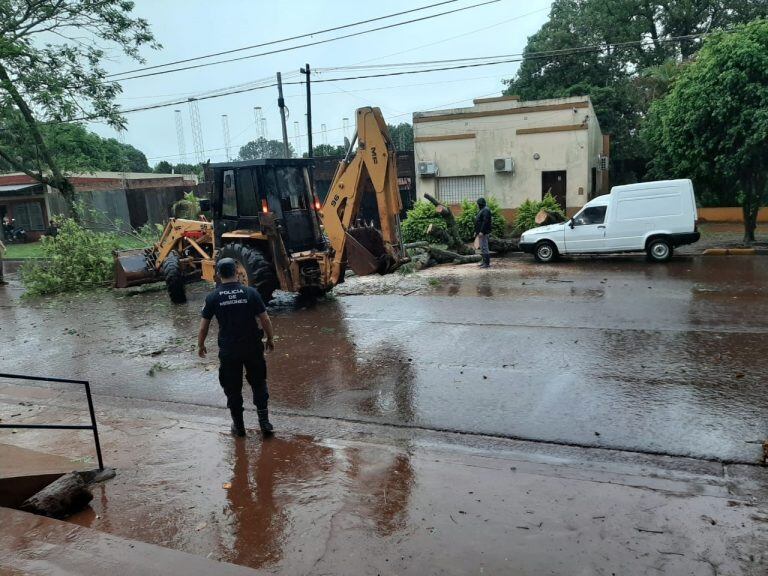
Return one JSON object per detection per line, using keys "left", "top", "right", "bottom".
{"left": 542, "top": 171, "right": 566, "bottom": 210}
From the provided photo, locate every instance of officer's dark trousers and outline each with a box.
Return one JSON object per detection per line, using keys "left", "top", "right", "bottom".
{"left": 218, "top": 348, "right": 269, "bottom": 415}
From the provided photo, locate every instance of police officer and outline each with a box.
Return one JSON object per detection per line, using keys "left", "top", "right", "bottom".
{"left": 198, "top": 258, "right": 275, "bottom": 437}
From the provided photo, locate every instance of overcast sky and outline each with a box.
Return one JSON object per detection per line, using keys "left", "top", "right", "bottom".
{"left": 88, "top": 0, "right": 552, "bottom": 166}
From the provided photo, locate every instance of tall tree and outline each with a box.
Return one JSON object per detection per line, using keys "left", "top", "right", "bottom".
{"left": 0, "top": 1, "right": 158, "bottom": 213}
{"left": 238, "top": 137, "right": 294, "bottom": 160}
{"left": 388, "top": 123, "right": 413, "bottom": 151}
{"left": 503, "top": 0, "right": 768, "bottom": 183}
{"left": 0, "top": 121, "right": 151, "bottom": 173}
{"left": 311, "top": 143, "right": 347, "bottom": 157}
{"left": 643, "top": 19, "right": 768, "bottom": 242}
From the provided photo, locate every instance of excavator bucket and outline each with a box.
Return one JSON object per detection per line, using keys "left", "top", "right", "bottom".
{"left": 346, "top": 226, "right": 391, "bottom": 276}
{"left": 114, "top": 249, "right": 158, "bottom": 288}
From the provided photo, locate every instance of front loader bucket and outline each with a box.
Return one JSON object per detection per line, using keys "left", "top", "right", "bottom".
{"left": 346, "top": 226, "right": 393, "bottom": 276}
{"left": 114, "top": 249, "right": 158, "bottom": 288}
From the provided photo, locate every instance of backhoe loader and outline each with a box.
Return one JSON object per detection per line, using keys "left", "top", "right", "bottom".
{"left": 115, "top": 106, "right": 409, "bottom": 303}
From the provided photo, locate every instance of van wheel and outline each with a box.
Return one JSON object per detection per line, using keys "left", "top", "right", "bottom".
{"left": 646, "top": 238, "right": 673, "bottom": 263}
{"left": 534, "top": 241, "right": 558, "bottom": 263}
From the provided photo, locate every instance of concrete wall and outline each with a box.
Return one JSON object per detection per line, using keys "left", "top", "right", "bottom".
{"left": 413, "top": 96, "right": 604, "bottom": 211}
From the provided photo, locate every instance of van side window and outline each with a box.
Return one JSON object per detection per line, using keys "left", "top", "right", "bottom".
{"left": 574, "top": 205, "right": 607, "bottom": 226}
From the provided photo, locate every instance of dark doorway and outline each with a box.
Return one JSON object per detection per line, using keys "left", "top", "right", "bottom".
{"left": 542, "top": 171, "right": 567, "bottom": 210}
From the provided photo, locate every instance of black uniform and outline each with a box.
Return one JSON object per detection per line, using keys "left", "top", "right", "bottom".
{"left": 201, "top": 282, "right": 269, "bottom": 416}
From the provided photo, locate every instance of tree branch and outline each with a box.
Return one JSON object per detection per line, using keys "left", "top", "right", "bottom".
{"left": 0, "top": 145, "right": 49, "bottom": 185}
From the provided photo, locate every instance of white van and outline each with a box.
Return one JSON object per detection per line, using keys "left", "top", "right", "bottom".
{"left": 519, "top": 179, "right": 700, "bottom": 263}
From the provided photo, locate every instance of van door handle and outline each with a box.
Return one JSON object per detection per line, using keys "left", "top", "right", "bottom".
{"left": 597, "top": 225, "right": 606, "bottom": 229}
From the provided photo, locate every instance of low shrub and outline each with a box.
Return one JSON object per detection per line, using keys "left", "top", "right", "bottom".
{"left": 401, "top": 200, "right": 446, "bottom": 243}
{"left": 513, "top": 193, "right": 565, "bottom": 235}
{"left": 456, "top": 197, "right": 507, "bottom": 241}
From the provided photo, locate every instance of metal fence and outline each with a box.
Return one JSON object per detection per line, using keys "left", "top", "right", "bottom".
{"left": 0, "top": 373, "right": 104, "bottom": 470}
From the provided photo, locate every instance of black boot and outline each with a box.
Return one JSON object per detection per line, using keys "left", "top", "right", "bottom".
{"left": 257, "top": 408, "right": 274, "bottom": 435}
{"left": 230, "top": 409, "right": 246, "bottom": 437}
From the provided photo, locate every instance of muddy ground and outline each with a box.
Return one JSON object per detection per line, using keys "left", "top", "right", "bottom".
{"left": 1, "top": 254, "right": 767, "bottom": 463}
{"left": 2, "top": 253, "right": 768, "bottom": 574}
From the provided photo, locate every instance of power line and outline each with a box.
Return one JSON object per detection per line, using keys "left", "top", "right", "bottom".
{"left": 75, "top": 31, "right": 714, "bottom": 122}
{"left": 107, "top": 0, "right": 461, "bottom": 78}
{"left": 106, "top": 0, "right": 501, "bottom": 82}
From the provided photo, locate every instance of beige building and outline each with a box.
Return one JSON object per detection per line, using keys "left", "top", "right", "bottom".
{"left": 413, "top": 95, "right": 609, "bottom": 215}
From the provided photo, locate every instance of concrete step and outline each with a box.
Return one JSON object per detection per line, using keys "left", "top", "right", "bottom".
{"left": 0, "top": 507, "right": 262, "bottom": 576}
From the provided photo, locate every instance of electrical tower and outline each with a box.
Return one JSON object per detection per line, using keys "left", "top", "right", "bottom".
{"left": 342, "top": 117, "right": 350, "bottom": 141}
{"left": 221, "top": 114, "right": 232, "bottom": 161}
{"left": 294, "top": 121, "right": 301, "bottom": 157}
{"left": 254, "top": 107, "right": 264, "bottom": 140}
{"left": 174, "top": 109, "right": 187, "bottom": 163}
{"left": 321, "top": 123, "right": 328, "bottom": 146}
{"left": 188, "top": 98, "right": 205, "bottom": 164}
{"left": 261, "top": 117, "right": 268, "bottom": 140}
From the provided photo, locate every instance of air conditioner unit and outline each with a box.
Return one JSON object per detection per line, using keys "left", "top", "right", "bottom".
{"left": 597, "top": 155, "right": 610, "bottom": 171}
{"left": 494, "top": 157, "right": 514, "bottom": 173}
{"left": 417, "top": 161, "right": 438, "bottom": 177}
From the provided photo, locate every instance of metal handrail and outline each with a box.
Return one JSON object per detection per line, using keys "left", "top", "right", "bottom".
{"left": 0, "top": 373, "right": 104, "bottom": 470}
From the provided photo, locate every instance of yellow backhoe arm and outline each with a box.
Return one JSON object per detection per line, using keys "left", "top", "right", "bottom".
{"left": 321, "top": 107, "right": 408, "bottom": 283}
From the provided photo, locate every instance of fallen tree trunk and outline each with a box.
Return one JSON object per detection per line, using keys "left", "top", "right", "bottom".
{"left": 488, "top": 236, "right": 518, "bottom": 254}
{"left": 423, "top": 193, "right": 472, "bottom": 255}
{"left": 404, "top": 241, "right": 429, "bottom": 250}
{"left": 428, "top": 246, "right": 481, "bottom": 264}
{"left": 21, "top": 472, "right": 93, "bottom": 519}
{"left": 535, "top": 209, "right": 566, "bottom": 226}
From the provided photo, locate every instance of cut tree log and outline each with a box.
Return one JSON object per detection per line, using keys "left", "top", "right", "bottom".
{"left": 428, "top": 246, "right": 481, "bottom": 264}
{"left": 535, "top": 209, "right": 566, "bottom": 226}
{"left": 423, "top": 193, "right": 473, "bottom": 255}
{"left": 404, "top": 241, "right": 429, "bottom": 250}
{"left": 21, "top": 471, "right": 93, "bottom": 519}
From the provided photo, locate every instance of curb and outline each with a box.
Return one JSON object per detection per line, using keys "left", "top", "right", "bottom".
{"left": 702, "top": 248, "right": 759, "bottom": 256}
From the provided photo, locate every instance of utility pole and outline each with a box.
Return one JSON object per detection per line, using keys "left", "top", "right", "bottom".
{"left": 299, "top": 63, "right": 313, "bottom": 159}
{"left": 276, "top": 72, "right": 290, "bottom": 157}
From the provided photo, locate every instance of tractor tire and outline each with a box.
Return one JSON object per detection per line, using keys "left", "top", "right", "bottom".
{"left": 219, "top": 243, "right": 278, "bottom": 303}
{"left": 162, "top": 251, "right": 187, "bottom": 304}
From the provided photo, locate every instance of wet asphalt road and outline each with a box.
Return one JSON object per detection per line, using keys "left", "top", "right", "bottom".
{"left": 1, "top": 255, "right": 767, "bottom": 462}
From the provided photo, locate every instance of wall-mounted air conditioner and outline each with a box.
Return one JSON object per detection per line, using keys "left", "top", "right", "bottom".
{"left": 493, "top": 157, "right": 514, "bottom": 173}
{"left": 417, "top": 161, "right": 439, "bottom": 177}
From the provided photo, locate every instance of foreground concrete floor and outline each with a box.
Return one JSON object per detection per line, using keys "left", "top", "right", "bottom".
{"left": 1, "top": 389, "right": 767, "bottom": 575}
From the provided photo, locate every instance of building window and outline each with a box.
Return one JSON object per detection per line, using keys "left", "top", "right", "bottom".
{"left": 436, "top": 175, "right": 485, "bottom": 204}
{"left": 14, "top": 202, "right": 45, "bottom": 231}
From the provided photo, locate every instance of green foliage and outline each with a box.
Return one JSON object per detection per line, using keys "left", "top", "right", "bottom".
{"left": 502, "top": 0, "right": 767, "bottom": 184}
{"left": 456, "top": 198, "right": 506, "bottom": 241}
{"left": 643, "top": 19, "right": 768, "bottom": 241}
{"left": 238, "top": 137, "right": 294, "bottom": 160}
{"left": 513, "top": 193, "right": 565, "bottom": 235}
{"left": 19, "top": 218, "right": 121, "bottom": 296}
{"left": 153, "top": 161, "right": 204, "bottom": 179}
{"left": 172, "top": 192, "right": 201, "bottom": 219}
{"left": 0, "top": 1, "right": 158, "bottom": 209}
{"left": 311, "top": 144, "right": 347, "bottom": 157}
{"left": 387, "top": 123, "right": 414, "bottom": 151}
{"left": 401, "top": 200, "right": 446, "bottom": 243}
{"left": 0, "top": 121, "right": 151, "bottom": 174}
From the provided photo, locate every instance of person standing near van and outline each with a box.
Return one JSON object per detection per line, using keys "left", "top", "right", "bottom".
{"left": 475, "top": 197, "right": 492, "bottom": 268}
{"left": 198, "top": 258, "right": 275, "bottom": 437}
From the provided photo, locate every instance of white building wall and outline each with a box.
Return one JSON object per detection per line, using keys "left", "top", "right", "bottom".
{"left": 413, "top": 96, "right": 604, "bottom": 212}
